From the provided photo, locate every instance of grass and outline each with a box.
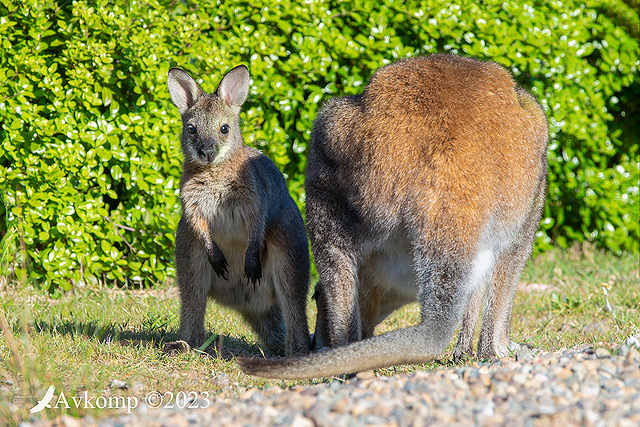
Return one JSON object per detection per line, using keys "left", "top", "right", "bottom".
{"left": 0, "top": 245, "right": 638, "bottom": 424}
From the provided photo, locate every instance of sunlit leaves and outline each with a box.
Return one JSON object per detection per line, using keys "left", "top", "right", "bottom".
{"left": 0, "top": 0, "right": 637, "bottom": 293}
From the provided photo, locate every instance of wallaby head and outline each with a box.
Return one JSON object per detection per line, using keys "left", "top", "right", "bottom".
{"left": 167, "top": 65, "right": 250, "bottom": 165}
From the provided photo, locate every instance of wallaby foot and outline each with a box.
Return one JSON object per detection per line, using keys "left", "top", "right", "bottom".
{"left": 452, "top": 346, "right": 475, "bottom": 364}
{"left": 163, "top": 340, "right": 191, "bottom": 356}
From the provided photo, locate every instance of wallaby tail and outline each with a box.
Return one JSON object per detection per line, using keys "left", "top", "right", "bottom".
{"left": 238, "top": 325, "right": 439, "bottom": 379}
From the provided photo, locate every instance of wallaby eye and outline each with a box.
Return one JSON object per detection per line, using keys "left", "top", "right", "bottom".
{"left": 187, "top": 124, "right": 197, "bottom": 135}
{"left": 220, "top": 124, "right": 230, "bottom": 135}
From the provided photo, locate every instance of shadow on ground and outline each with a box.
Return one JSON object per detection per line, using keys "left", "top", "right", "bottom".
{"left": 24, "top": 319, "right": 264, "bottom": 359}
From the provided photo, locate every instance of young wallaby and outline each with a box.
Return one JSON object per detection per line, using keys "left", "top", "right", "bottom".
{"left": 239, "top": 54, "right": 548, "bottom": 379}
{"left": 166, "top": 65, "right": 311, "bottom": 357}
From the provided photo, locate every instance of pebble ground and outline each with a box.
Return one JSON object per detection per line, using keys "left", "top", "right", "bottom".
{"left": 25, "top": 335, "right": 640, "bottom": 427}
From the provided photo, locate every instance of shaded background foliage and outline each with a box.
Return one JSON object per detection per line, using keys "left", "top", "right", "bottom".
{"left": 0, "top": 0, "right": 638, "bottom": 292}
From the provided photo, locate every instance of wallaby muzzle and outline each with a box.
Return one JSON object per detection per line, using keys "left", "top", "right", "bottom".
{"left": 198, "top": 140, "right": 217, "bottom": 163}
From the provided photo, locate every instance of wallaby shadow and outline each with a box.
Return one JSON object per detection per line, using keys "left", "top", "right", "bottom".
{"left": 29, "top": 319, "right": 265, "bottom": 359}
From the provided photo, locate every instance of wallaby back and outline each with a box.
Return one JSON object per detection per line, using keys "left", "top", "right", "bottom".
{"left": 239, "top": 54, "right": 548, "bottom": 379}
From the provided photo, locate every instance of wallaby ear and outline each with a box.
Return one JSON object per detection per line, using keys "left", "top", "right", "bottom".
{"left": 216, "top": 65, "right": 250, "bottom": 114}
{"left": 167, "top": 67, "right": 204, "bottom": 115}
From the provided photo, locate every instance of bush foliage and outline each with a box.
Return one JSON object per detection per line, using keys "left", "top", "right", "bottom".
{"left": 1, "top": 0, "right": 638, "bottom": 292}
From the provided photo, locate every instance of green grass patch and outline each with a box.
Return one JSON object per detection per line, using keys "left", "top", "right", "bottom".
{"left": 1, "top": 246, "right": 638, "bottom": 424}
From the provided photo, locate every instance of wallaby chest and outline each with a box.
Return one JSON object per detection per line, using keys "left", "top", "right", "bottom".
{"left": 180, "top": 166, "right": 256, "bottom": 248}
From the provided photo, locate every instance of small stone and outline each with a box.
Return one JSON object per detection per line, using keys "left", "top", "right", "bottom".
{"left": 599, "top": 361, "right": 618, "bottom": 377}
{"left": 491, "top": 368, "right": 513, "bottom": 383}
{"left": 174, "top": 414, "right": 194, "bottom": 427}
{"left": 290, "top": 414, "right": 314, "bottom": 427}
{"left": 371, "top": 399, "right": 396, "bottom": 418}
{"left": 535, "top": 404, "right": 556, "bottom": 415}
{"left": 520, "top": 364, "right": 533, "bottom": 375}
{"left": 556, "top": 366, "right": 573, "bottom": 381}
{"left": 482, "top": 414, "right": 506, "bottom": 425}
{"left": 583, "top": 409, "right": 600, "bottom": 426}
{"left": 109, "top": 379, "right": 128, "bottom": 390}
{"left": 476, "top": 399, "right": 495, "bottom": 416}
{"left": 595, "top": 347, "right": 611, "bottom": 359}
{"left": 491, "top": 381, "right": 508, "bottom": 397}
{"left": 355, "top": 371, "right": 376, "bottom": 380}
{"left": 516, "top": 345, "right": 532, "bottom": 361}
{"left": 582, "top": 359, "right": 601, "bottom": 372}
{"left": 578, "top": 383, "right": 600, "bottom": 398}
{"left": 51, "top": 415, "right": 83, "bottom": 427}
{"left": 306, "top": 402, "right": 330, "bottom": 426}
{"left": 480, "top": 373, "right": 492, "bottom": 387}
{"left": 625, "top": 347, "right": 640, "bottom": 366}
{"left": 239, "top": 388, "right": 257, "bottom": 399}
{"left": 576, "top": 343, "right": 595, "bottom": 353}
{"left": 250, "top": 391, "right": 266, "bottom": 402}
{"left": 624, "top": 334, "right": 640, "bottom": 349}
{"left": 329, "top": 379, "right": 343, "bottom": 391}
{"left": 469, "top": 382, "right": 486, "bottom": 397}
{"left": 619, "top": 344, "right": 631, "bottom": 357}
{"left": 602, "top": 398, "right": 623, "bottom": 411}
{"left": 330, "top": 395, "right": 350, "bottom": 413}
{"left": 620, "top": 365, "right": 640, "bottom": 382}
{"left": 512, "top": 373, "right": 527, "bottom": 385}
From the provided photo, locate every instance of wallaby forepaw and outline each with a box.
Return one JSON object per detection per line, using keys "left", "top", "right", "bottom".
{"left": 209, "top": 256, "right": 229, "bottom": 280}
{"left": 244, "top": 257, "right": 262, "bottom": 287}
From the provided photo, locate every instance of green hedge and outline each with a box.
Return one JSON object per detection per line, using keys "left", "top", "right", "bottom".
{"left": 1, "top": 0, "right": 638, "bottom": 292}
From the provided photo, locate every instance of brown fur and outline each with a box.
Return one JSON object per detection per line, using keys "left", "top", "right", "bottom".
{"left": 166, "top": 66, "right": 311, "bottom": 357}
{"left": 239, "top": 54, "right": 548, "bottom": 378}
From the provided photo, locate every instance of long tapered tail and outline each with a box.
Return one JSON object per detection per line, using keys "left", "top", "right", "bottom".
{"left": 238, "top": 325, "right": 441, "bottom": 379}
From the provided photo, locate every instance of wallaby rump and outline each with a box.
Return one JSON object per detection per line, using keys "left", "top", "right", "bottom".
{"left": 239, "top": 54, "right": 548, "bottom": 379}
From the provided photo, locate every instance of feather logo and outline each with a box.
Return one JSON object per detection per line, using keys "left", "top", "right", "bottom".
{"left": 29, "top": 385, "right": 55, "bottom": 413}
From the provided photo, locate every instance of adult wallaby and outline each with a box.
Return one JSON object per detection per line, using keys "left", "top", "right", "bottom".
{"left": 166, "top": 65, "right": 311, "bottom": 357}
{"left": 239, "top": 54, "right": 548, "bottom": 379}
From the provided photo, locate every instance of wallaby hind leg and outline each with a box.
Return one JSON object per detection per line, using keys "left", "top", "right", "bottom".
{"left": 453, "top": 283, "right": 485, "bottom": 361}
{"left": 307, "top": 192, "right": 362, "bottom": 348}
{"left": 358, "top": 277, "right": 382, "bottom": 340}
{"left": 311, "top": 281, "right": 330, "bottom": 350}
{"left": 476, "top": 244, "right": 527, "bottom": 359}
{"left": 269, "top": 246, "right": 311, "bottom": 356}
{"left": 313, "top": 246, "right": 361, "bottom": 348}
{"left": 313, "top": 272, "right": 392, "bottom": 349}
{"left": 243, "top": 305, "right": 287, "bottom": 355}
{"left": 477, "top": 191, "right": 545, "bottom": 359}
{"left": 238, "top": 238, "right": 496, "bottom": 379}
{"left": 175, "top": 218, "right": 212, "bottom": 348}
{"left": 414, "top": 241, "right": 474, "bottom": 357}
{"left": 358, "top": 263, "right": 412, "bottom": 340}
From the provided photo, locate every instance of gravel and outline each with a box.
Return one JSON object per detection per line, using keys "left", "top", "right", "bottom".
{"left": 26, "top": 335, "right": 640, "bottom": 426}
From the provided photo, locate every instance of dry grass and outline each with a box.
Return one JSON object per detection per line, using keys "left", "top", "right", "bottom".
{"left": 0, "top": 245, "right": 638, "bottom": 424}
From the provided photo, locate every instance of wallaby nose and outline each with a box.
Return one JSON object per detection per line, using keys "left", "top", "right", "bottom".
{"left": 201, "top": 142, "right": 216, "bottom": 162}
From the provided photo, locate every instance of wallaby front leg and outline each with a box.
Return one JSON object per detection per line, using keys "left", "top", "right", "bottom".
{"left": 244, "top": 216, "right": 266, "bottom": 287}
{"left": 191, "top": 215, "right": 228, "bottom": 279}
